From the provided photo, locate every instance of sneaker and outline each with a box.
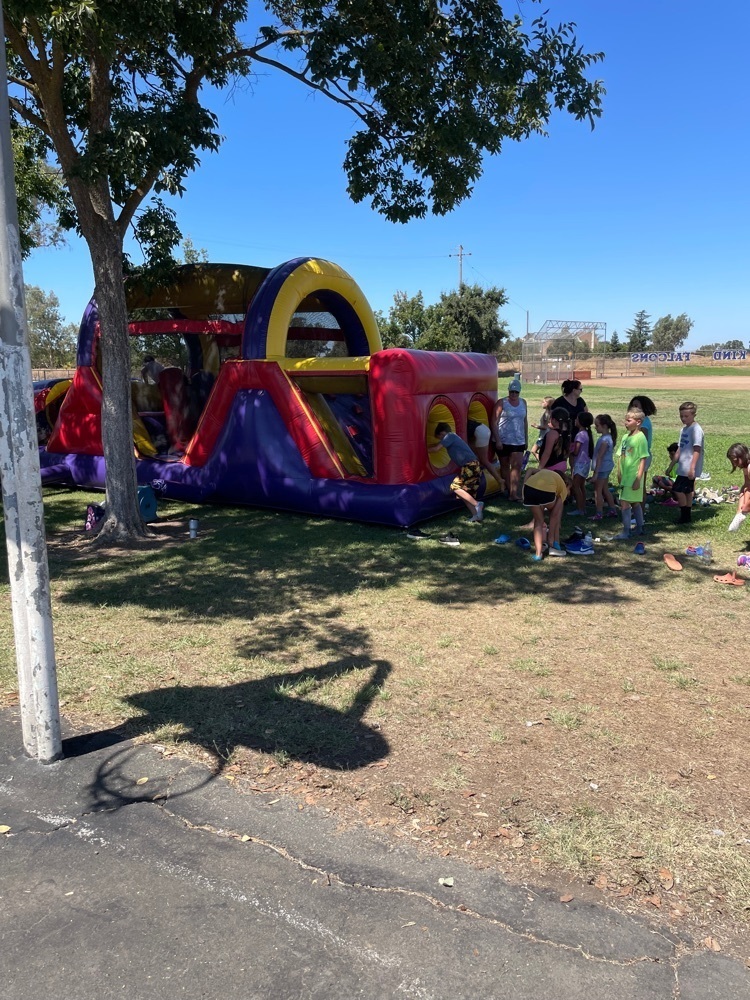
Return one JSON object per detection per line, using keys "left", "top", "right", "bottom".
{"left": 698, "top": 472, "right": 711, "bottom": 481}
{"left": 605, "top": 508, "right": 620, "bottom": 518}
{"left": 610, "top": 532, "right": 630, "bottom": 541}
{"left": 548, "top": 544, "right": 567, "bottom": 557}
{"left": 660, "top": 498, "right": 679, "bottom": 507}
{"left": 439, "top": 533, "right": 460, "bottom": 547}
{"left": 729, "top": 512, "right": 747, "bottom": 532}
{"left": 406, "top": 528, "right": 429, "bottom": 540}
{"left": 469, "top": 501, "right": 484, "bottom": 523}
{"left": 565, "top": 526, "right": 585, "bottom": 542}
{"left": 737, "top": 554, "right": 750, "bottom": 567}
{"left": 569, "top": 510, "right": 585, "bottom": 517}
{"left": 565, "top": 538, "right": 594, "bottom": 555}
{"left": 591, "top": 513, "right": 603, "bottom": 521}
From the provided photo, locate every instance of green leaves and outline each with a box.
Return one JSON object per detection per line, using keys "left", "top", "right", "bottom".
{"left": 376, "top": 284, "right": 510, "bottom": 354}
{"left": 7, "top": 1, "right": 605, "bottom": 241}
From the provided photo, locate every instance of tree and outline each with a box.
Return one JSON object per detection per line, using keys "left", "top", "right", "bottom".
{"left": 181, "top": 236, "right": 209, "bottom": 265}
{"left": 24, "top": 285, "right": 77, "bottom": 369}
{"left": 625, "top": 311, "right": 651, "bottom": 352}
{"left": 376, "top": 291, "right": 427, "bottom": 348}
{"left": 7, "top": 2, "right": 604, "bottom": 541}
{"left": 650, "top": 313, "right": 693, "bottom": 352}
{"left": 419, "top": 285, "right": 510, "bottom": 354}
{"left": 608, "top": 330, "right": 622, "bottom": 353}
{"left": 698, "top": 339, "right": 745, "bottom": 353}
{"left": 496, "top": 337, "right": 525, "bottom": 363}
{"left": 11, "top": 121, "right": 71, "bottom": 258}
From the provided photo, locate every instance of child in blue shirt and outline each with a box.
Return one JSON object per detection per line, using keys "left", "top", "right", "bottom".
{"left": 430, "top": 422, "right": 484, "bottom": 522}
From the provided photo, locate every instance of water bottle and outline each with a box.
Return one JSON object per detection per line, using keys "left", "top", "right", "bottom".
{"left": 702, "top": 541, "right": 713, "bottom": 565}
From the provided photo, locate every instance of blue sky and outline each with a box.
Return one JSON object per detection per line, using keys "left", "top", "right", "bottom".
{"left": 21, "top": 0, "right": 750, "bottom": 349}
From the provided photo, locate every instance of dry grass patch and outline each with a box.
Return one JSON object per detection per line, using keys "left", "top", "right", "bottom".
{"left": 2, "top": 483, "right": 750, "bottom": 955}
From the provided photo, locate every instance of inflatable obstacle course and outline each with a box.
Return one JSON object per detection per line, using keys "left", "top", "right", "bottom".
{"left": 40, "top": 258, "right": 499, "bottom": 526}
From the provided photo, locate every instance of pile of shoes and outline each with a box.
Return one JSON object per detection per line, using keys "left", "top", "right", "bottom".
{"left": 565, "top": 527, "right": 595, "bottom": 555}
{"left": 695, "top": 488, "right": 724, "bottom": 506}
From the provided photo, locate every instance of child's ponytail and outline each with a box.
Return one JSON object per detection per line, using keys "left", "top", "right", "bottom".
{"left": 597, "top": 413, "right": 617, "bottom": 447}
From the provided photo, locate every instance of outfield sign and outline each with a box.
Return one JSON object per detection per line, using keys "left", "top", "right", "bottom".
{"left": 630, "top": 350, "right": 747, "bottom": 363}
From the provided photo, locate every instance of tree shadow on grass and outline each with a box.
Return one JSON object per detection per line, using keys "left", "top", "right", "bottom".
{"left": 112, "top": 612, "right": 392, "bottom": 778}
{"left": 124, "top": 656, "right": 391, "bottom": 770}
{"left": 59, "top": 614, "right": 391, "bottom": 812}
{"left": 31, "top": 488, "right": 744, "bottom": 633}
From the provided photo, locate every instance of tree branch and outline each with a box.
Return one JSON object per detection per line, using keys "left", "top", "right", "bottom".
{"left": 116, "top": 165, "right": 163, "bottom": 236}
{"left": 4, "top": 17, "right": 42, "bottom": 79}
{"left": 7, "top": 74, "right": 39, "bottom": 97}
{"left": 8, "top": 96, "right": 50, "bottom": 138}
{"left": 26, "top": 15, "right": 51, "bottom": 70}
{"left": 248, "top": 50, "right": 374, "bottom": 128}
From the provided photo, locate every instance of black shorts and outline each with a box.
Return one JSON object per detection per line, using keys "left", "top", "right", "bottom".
{"left": 673, "top": 475, "right": 695, "bottom": 494}
{"left": 499, "top": 443, "right": 526, "bottom": 457}
{"left": 523, "top": 485, "right": 557, "bottom": 508}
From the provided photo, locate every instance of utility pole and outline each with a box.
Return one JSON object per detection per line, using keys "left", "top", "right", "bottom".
{"left": 0, "top": 1, "right": 62, "bottom": 763}
{"left": 449, "top": 244, "right": 471, "bottom": 290}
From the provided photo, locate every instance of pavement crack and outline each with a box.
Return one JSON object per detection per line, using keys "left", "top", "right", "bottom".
{"left": 161, "top": 804, "right": 675, "bottom": 969}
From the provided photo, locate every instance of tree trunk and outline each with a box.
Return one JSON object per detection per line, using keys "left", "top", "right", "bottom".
{"left": 87, "top": 223, "right": 148, "bottom": 542}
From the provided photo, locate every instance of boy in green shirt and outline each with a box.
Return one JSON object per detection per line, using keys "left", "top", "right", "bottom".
{"left": 613, "top": 408, "right": 649, "bottom": 540}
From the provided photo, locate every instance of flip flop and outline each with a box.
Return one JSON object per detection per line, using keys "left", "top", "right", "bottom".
{"left": 713, "top": 572, "right": 745, "bottom": 586}
{"left": 663, "top": 553, "right": 683, "bottom": 572}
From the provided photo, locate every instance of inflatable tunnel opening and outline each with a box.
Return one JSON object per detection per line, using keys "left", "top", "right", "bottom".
{"left": 426, "top": 401, "right": 457, "bottom": 471}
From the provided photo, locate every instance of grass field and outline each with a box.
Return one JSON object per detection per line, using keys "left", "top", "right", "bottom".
{"left": 1, "top": 380, "right": 749, "bottom": 955}
{"left": 657, "top": 365, "right": 750, "bottom": 377}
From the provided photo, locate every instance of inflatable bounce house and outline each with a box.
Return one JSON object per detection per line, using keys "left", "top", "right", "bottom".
{"left": 40, "top": 258, "right": 500, "bottom": 527}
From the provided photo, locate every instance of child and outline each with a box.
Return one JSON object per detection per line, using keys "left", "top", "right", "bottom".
{"left": 652, "top": 443, "right": 679, "bottom": 504}
{"left": 430, "top": 422, "right": 484, "bottom": 522}
{"left": 629, "top": 396, "right": 656, "bottom": 501}
{"left": 530, "top": 396, "right": 555, "bottom": 460}
{"left": 569, "top": 412, "right": 594, "bottom": 515}
{"left": 673, "top": 402, "right": 704, "bottom": 524}
{"left": 520, "top": 408, "right": 571, "bottom": 531}
{"left": 726, "top": 443, "right": 750, "bottom": 531}
{"left": 537, "top": 407, "right": 571, "bottom": 474}
{"left": 522, "top": 467, "right": 569, "bottom": 560}
{"left": 590, "top": 414, "right": 619, "bottom": 520}
{"left": 613, "top": 408, "right": 649, "bottom": 540}
{"left": 467, "top": 418, "right": 505, "bottom": 489}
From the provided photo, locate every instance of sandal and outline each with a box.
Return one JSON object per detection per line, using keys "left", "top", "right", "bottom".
{"left": 713, "top": 572, "right": 745, "bottom": 586}
{"left": 663, "top": 553, "right": 683, "bottom": 572}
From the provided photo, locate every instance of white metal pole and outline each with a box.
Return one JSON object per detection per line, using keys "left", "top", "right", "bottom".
{"left": 0, "top": 2, "right": 62, "bottom": 763}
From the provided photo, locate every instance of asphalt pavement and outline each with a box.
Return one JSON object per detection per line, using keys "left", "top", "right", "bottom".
{"left": 1, "top": 708, "right": 748, "bottom": 1000}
